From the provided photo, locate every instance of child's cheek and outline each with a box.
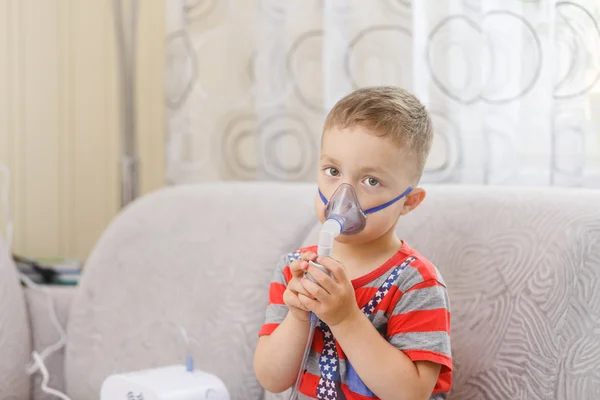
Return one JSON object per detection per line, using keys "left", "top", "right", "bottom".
{"left": 365, "top": 211, "right": 395, "bottom": 235}
{"left": 314, "top": 194, "right": 326, "bottom": 223}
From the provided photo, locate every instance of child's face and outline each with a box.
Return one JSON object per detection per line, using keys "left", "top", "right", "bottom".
{"left": 315, "top": 125, "right": 418, "bottom": 245}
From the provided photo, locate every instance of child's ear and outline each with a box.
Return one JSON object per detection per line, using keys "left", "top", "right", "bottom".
{"left": 401, "top": 187, "right": 426, "bottom": 215}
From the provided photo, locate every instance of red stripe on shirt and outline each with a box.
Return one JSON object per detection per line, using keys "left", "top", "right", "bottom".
{"left": 350, "top": 241, "right": 411, "bottom": 288}
{"left": 386, "top": 288, "right": 404, "bottom": 314}
{"left": 283, "top": 265, "right": 292, "bottom": 283}
{"left": 298, "top": 245, "right": 318, "bottom": 254}
{"left": 403, "top": 349, "right": 453, "bottom": 394}
{"left": 434, "top": 369, "right": 453, "bottom": 394}
{"left": 405, "top": 279, "right": 445, "bottom": 292}
{"left": 412, "top": 258, "right": 438, "bottom": 282}
{"left": 268, "top": 282, "right": 286, "bottom": 305}
{"left": 388, "top": 308, "right": 450, "bottom": 335}
{"left": 258, "top": 323, "right": 278, "bottom": 337}
{"left": 311, "top": 329, "right": 324, "bottom": 353}
{"left": 298, "top": 371, "right": 320, "bottom": 397}
{"left": 403, "top": 349, "right": 452, "bottom": 371}
{"left": 354, "top": 287, "right": 380, "bottom": 309}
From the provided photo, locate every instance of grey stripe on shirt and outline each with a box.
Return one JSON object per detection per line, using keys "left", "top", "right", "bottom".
{"left": 393, "top": 285, "right": 449, "bottom": 315}
{"left": 389, "top": 331, "right": 452, "bottom": 357}
{"left": 264, "top": 303, "right": 289, "bottom": 325}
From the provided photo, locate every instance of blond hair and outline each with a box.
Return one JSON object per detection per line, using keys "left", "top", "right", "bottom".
{"left": 323, "top": 86, "right": 433, "bottom": 180}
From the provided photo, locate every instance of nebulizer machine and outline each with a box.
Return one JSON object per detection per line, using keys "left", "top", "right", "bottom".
{"left": 100, "top": 324, "right": 230, "bottom": 400}
{"left": 101, "top": 361, "right": 229, "bottom": 400}
{"left": 290, "top": 183, "right": 412, "bottom": 399}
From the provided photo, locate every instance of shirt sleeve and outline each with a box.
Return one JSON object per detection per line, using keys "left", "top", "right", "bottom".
{"left": 258, "top": 253, "right": 292, "bottom": 337}
{"left": 387, "top": 277, "right": 452, "bottom": 372}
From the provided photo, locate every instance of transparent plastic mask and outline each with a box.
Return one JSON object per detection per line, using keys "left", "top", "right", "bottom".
{"left": 318, "top": 183, "right": 413, "bottom": 235}
{"left": 322, "top": 183, "right": 366, "bottom": 235}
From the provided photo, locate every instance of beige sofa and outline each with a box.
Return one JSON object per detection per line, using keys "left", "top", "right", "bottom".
{"left": 1, "top": 183, "right": 600, "bottom": 399}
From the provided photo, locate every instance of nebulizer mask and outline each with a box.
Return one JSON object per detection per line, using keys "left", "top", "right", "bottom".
{"left": 290, "top": 183, "right": 412, "bottom": 399}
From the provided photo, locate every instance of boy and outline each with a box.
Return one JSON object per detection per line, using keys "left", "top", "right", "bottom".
{"left": 254, "top": 87, "right": 452, "bottom": 400}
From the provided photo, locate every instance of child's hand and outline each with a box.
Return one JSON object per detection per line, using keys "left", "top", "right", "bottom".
{"left": 299, "top": 256, "right": 361, "bottom": 327}
{"left": 283, "top": 251, "right": 318, "bottom": 322}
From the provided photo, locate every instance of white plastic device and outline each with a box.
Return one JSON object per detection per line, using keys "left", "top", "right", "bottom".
{"left": 304, "top": 218, "right": 341, "bottom": 284}
{"left": 101, "top": 365, "right": 230, "bottom": 400}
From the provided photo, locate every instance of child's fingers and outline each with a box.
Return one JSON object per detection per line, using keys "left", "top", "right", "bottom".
{"left": 298, "top": 293, "right": 319, "bottom": 311}
{"left": 304, "top": 263, "right": 336, "bottom": 294}
{"left": 283, "top": 289, "right": 309, "bottom": 311}
{"left": 291, "top": 296, "right": 310, "bottom": 311}
{"left": 300, "top": 251, "right": 318, "bottom": 262}
{"left": 301, "top": 276, "right": 329, "bottom": 302}
{"left": 290, "top": 252, "right": 317, "bottom": 277}
{"left": 288, "top": 278, "right": 315, "bottom": 299}
{"left": 284, "top": 290, "right": 306, "bottom": 310}
{"left": 316, "top": 256, "right": 347, "bottom": 282}
{"left": 290, "top": 259, "right": 309, "bottom": 273}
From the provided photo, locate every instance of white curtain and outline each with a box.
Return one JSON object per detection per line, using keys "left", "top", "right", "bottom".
{"left": 165, "top": 0, "right": 600, "bottom": 187}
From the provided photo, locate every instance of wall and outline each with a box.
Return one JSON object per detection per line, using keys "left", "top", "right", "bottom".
{"left": 0, "top": 0, "right": 166, "bottom": 260}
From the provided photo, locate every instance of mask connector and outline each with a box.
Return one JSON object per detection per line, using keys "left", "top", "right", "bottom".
{"left": 317, "top": 218, "right": 342, "bottom": 257}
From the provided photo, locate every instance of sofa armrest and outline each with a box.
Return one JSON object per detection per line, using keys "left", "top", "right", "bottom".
{"left": 24, "top": 286, "right": 75, "bottom": 400}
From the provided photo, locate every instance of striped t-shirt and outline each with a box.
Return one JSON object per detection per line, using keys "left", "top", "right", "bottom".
{"left": 259, "top": 241, "right": 452, "bottom": 399}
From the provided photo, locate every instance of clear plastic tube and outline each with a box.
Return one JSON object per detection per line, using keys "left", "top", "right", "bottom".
{"left": 290, "top": 217, "right": 342, "bottom": 399}
{"left": 290, "top": 312, "right": 318, "bottom": 400}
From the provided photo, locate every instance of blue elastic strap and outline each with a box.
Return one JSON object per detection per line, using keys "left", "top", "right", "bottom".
{"left": 318, "top": 188, "right": 328, "bottom": 205}
{"left": 363, "top": 186, "right": 413, "bottom": 214}
{"left": 318, "top": 186, "right": 413, "bottom": 213}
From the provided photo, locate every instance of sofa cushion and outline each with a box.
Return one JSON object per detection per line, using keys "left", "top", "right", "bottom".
{"left": 64, "top": 183, "right": 318, "bottom": 400}
{"left": 0, "top": 238, "right": 31, "bottom": 399}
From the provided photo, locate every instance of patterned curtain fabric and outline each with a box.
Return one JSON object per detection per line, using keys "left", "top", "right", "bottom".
{"left": 165, "top": 0, "right": 600, "bottom": 187}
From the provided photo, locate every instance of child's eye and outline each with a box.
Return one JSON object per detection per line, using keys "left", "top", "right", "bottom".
{"left": 363, "top": 177, "right": 380, "bottom": 187}
{"left": 325, "top": 167, "right": 340, "bottom": 177}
